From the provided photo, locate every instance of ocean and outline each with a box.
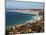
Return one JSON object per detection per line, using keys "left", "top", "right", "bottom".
{"left": 5, "top": 11, "right": 36, "bottom": 28}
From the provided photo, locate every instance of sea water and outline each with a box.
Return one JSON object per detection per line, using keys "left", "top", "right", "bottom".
{"left": 5, "top": 10, "right": 36, "bottom": 27}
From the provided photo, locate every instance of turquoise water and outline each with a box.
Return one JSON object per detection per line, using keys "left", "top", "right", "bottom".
{"left": 6, "top": 11, "right": 36, "bottom": 27}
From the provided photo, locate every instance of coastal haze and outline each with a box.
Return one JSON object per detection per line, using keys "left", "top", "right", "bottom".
{"left": 6, "top": 1, "right": 44, "bottom": 9}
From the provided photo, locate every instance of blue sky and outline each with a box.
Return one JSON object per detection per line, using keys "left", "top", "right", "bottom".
{"left": 6, "top": 1, "right": 44, "bottom": 9}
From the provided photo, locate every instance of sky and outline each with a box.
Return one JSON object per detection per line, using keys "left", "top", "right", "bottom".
{"left": 6, "top": 1, "right": 44, "bottom": 9}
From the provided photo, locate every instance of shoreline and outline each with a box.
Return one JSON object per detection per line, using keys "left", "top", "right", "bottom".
{"left": 6, "top": 15, "right": 42, "bottom": 29}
